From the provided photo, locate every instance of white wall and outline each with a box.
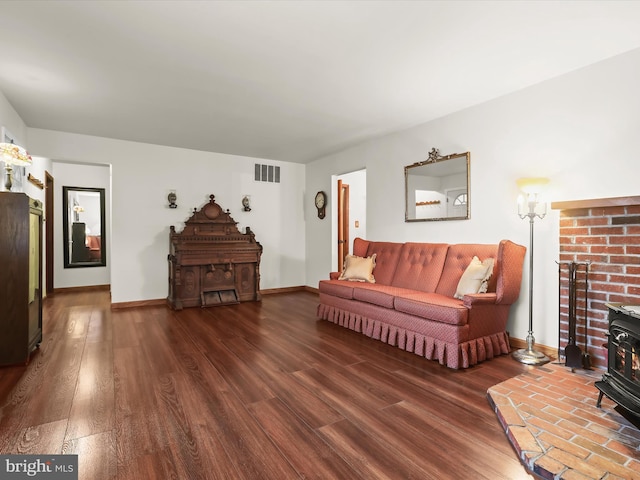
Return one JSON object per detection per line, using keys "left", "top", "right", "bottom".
{"left": 0, "top": 92, "right": 46, "bottom": 204}
{"left": 28, "top": 130, "right": 306, "bottom": 303}
{"left": 306, "top": 47, "right": 640, "bottom": 350}
{"left": 0, "top": 92, "right": 27, "bottom": 151}
{"left": 0, "top": 91, "right": 52, "bottom": 293}
{"left": 52, "top": 161, "right": 111, "bottom": 288}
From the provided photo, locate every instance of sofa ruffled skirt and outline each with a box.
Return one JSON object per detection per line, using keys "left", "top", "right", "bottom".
{"left": 317, "top": 303, "right": 511, "bottom": 369}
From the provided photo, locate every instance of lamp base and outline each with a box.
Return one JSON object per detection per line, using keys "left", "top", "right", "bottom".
{"left": 512, "top": 347, "right": 550, "bottom": 366}
{"left": 4, "top": 165, "right": 12, "bottom": 191}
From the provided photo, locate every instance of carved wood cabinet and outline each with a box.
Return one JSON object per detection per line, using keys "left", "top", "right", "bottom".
{"left": 0, "top": 192, "right": 43, "bottom": 365}
{"left": 167, "top": 195, "right": 262, "bottom": 309}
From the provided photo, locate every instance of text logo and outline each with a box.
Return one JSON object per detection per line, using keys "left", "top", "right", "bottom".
{"left": 0, "top": 455, "right": 78, "bottom": 479}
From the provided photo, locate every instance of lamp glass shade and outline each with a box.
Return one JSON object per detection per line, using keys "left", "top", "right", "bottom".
{"left": 516, "top": 177, "right": 549, "bottom": 195}
{"left": 0, "top": 142, "right": 32, "bottom": 166}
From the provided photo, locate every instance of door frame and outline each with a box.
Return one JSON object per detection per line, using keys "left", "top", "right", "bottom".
{"left": 45, "top": 171, "right": 54, "bottom": 296}
{"left": 337, "top": 180, "right": 350, "bottom": 272}
{"left": 331, "top": 169, "right": 366, "bottom": 273}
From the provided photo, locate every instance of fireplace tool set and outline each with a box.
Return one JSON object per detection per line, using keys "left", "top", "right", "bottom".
{"left": 557, "top": 261, "right": 590, "bottom": 370}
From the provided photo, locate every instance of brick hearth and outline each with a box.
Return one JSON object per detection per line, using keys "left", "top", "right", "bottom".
{"left": 488, "top": 363, "right": 640, "bottom": 479}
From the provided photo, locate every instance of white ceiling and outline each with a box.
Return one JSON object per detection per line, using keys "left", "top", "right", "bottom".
{"left": 2, "top": 1, "right": 640, "bottom": 164}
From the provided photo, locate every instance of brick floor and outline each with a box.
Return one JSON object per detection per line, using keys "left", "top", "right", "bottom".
{"left": 487, "top": 362, "right": 640, "bottom": 479}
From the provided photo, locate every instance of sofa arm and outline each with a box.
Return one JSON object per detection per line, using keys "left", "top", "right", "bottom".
{"left": 463, "top": 292, "right": 498, "bottom": 307}
{"left": 495, "top": 239, "right": 526, "bottom": 305}
{"left": 329, "top": 272, "right": 340, "bottom": 280}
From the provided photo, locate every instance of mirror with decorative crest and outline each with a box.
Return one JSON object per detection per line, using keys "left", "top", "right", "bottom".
{"left": 405, "top": 149, "right": 470, "bottom": 222}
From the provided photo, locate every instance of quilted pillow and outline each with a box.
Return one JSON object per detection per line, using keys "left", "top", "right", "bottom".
{"left": 338, "top": 254, "right": 377, "bottom": 283}
{"left": 454, "top": 256, "right": 494, "bottom": 299}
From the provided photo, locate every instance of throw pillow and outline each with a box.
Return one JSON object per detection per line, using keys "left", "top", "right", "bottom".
{"left": 454, "top": 256, "right": 495, "bottom": 299}
{"left": 338, "top": 254, "right": 377, "bottom": 283}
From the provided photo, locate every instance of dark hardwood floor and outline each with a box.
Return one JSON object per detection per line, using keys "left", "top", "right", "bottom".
{"left": 0, "top": 290, "right": 535, "bottom": 479}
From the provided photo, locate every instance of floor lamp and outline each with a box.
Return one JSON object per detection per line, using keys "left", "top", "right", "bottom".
{"left": 512, "top": 177, "right": 551, "bottom": 366}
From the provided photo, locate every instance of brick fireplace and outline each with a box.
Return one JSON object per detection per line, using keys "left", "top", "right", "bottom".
{"left": 552, "top": 196, "right": 640, "bottom": 369}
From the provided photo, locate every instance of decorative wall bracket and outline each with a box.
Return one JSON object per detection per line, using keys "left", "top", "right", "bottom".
{"left": 27, "top": 173, "right": 44, "bottom": 189}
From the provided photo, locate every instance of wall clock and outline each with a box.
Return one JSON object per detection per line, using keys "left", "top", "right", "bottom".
{"left": 315, "top": 191, "right": 327, "bottom": 219}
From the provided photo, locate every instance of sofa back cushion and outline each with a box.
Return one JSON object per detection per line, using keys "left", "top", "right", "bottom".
{"left": 435, "top": 244, "right": 499, "bottom": 298}
{"left": 390, "top": 243, "right": 449, "bottom": 292}
{"left": 364, "top": 241, "right": 404, "bottom": 285}
{"left": 352, "top": 237, "right": 370, "bottom": 257}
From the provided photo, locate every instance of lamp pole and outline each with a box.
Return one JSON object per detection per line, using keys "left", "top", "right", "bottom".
{"left": 513, "top": 186, "right": 551, "bottom": 366}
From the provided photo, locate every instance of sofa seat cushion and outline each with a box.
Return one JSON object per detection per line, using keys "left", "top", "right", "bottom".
{"left": 352, "top": 284, "right": 421, "bottom": 309}
{"left": 318, "top": 280, "right": 355, "bottom": 299}
{"left": 394, "top": 293, "right": 469, "bottom": 326}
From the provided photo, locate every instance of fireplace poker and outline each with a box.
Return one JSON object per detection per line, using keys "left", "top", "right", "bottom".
{"left": 581, "top": 263, "right": 591, "bottom": 369}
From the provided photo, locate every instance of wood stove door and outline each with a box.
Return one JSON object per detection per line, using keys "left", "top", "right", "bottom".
{"left": 610, "top": 320, "right": 639, "bottom": 384}
{"left": 596, "top": 304, "right": 640, "bottom": 419}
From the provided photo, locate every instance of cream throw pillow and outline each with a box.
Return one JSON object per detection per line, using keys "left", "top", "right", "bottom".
{"left": 454, "top": 256, "right": 494, "bottom": 299}
{"left": 338, "top": 254, "right": 377, "bottom": 283}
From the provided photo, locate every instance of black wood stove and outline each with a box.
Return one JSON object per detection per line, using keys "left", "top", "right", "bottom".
{"left": 596, "top": 303, "right": 640, "bottom": 422}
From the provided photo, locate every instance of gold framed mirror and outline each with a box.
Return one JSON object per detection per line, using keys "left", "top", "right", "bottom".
{"left": 405, "top": 149, "right": 470, "bottom": 222}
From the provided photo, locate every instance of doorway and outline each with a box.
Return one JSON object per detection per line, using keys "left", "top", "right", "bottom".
{"left": 337, "top": 180, "right": 349, "bottom": 271}
{"left": 332, "top": 169, "right": 366, "bottom": 272}
{"left": 45, "top": 171, "right": 54, "bottom": 296}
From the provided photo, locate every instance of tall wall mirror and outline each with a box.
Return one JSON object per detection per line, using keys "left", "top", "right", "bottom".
{"left": 405, "top": 149, "right": 470, "bottom": 222}
{"left": 63, "top": 186, "right": 106, "bottom": 268}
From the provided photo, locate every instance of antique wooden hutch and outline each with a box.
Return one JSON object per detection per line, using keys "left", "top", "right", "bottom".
{"left": 168, "top": 195, "right": 262, "bottom": 309}
{"left": 0, "top": 192, "right": 43, "bottom": 365}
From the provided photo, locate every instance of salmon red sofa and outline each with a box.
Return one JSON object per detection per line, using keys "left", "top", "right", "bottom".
{"left": 317, "top": 238, "right": 526, "bottom": 369}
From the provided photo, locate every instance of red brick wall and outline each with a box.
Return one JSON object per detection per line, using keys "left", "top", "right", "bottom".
{"left": 559, "top": 204, "right": 640, "bottom": 368}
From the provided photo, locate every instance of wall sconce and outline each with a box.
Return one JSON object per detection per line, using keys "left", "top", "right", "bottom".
{"left": 0, "top": 142, "right": 32, "bottom": 191}
{"left": 242, "top": 195, "right": 251, "bottom": 212}
{"left": 513, "top": 177, "right": 550, "bottom": 366}
{"left": 167, "top": 190, "right": 177, "bottom": 209}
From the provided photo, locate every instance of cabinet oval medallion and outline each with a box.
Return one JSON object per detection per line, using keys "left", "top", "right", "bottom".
{"left": 203, "top": 203, "right": 221, "bottom": 219}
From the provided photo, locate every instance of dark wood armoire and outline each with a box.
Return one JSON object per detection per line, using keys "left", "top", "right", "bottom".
{"left": 0, "top": 192, "right": 43, "bottom": 365}
{"left": 167, "top": 195, "right": 262, "bottom": 310}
